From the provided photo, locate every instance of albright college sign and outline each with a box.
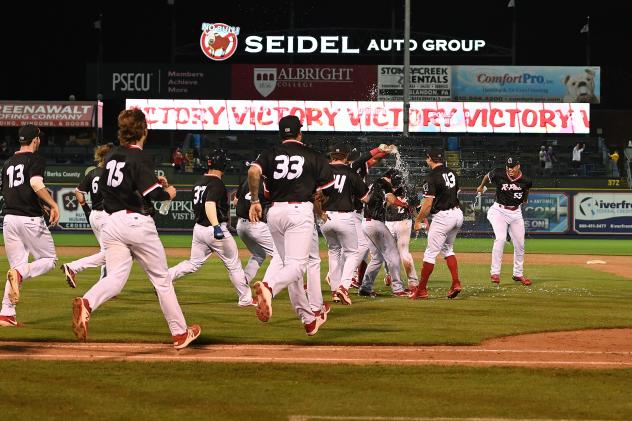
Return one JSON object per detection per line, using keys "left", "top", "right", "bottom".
{"left": 126, "top": 99, "right": 590, "bottom": 134}
{"left": 199, "top": 22, "right": 486, "bottom": 61}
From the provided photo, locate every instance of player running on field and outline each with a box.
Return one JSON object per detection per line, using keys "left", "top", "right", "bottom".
{"left": 168, "top": 149, "right": 254, "bottom": 307}
{"left": 359, "top": 168, "right": 411, "bottom": 297}
{"left": 61, "top": 143, "right": 114, "bottom": 288}
{"left": 411, "top": 148, "right": 463, "bottom": 300}
{"left": 476, "top": 156, "right": 533, "bottom": 286}
{"left": 0, "top": 125, "right": 59, "bottom": 327}
{"left": 248, "top": 115, "right": 334, "bottom": 336}
{"left": 319, "top": 142, "right": 369, "bottom": 305}
{"left": 72, "top": 109, "right": 200, "bottom": 349}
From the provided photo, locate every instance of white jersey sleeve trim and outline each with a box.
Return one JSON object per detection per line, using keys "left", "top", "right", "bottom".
{"left": 142, "top": 183, "right": 161, "bottom": 196}
{"left": 317, "top": 179, "right": 335, "bottom": 191}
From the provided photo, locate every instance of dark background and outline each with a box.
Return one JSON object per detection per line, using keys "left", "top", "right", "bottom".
{"left": 1, "top": 0, "right": 630, "bottom": 107}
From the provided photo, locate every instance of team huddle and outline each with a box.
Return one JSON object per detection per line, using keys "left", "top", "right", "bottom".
{"left": 0, "top": 111, "right": 533, "bottom": 344}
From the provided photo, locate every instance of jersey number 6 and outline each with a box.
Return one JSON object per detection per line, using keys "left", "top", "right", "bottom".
{"left": 273, "top": 155, "right": 305, "bottom": 180}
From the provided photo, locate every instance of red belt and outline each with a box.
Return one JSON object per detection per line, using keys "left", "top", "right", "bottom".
{"left": 498, "top": 204, "right": 519, "bottom": 211}
{"left": 126, "top": 210, "right": 135, "bottom": 214}
{"left": 327, "top": 210, "right": 351, "bottom": 213}
{"left": 272, "top": 202, "right": 303, "bottom": 205}
{"left": 365, "top": 218, "right": 372, "bottom": 221}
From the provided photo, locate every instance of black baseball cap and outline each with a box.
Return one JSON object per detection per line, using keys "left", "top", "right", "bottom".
{"left": 506, "top": 156, "right": 520, "bottom": 167}
{"left": 18, "top": 124, "right": 42, "bottom": 143}
{"left": 426, "top": 147, "right": 444, "bottom": 162}
{"left": 278, "top": 115, "right": 302, "bottom": 137}
{"left": 348, "top": 147, "right": 361, "bottom": 161}
{"left": 328, "top": 142, "right": 350, "bottom": 155}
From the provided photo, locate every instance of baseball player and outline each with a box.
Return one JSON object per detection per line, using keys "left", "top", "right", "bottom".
{"left": 72, "top": 109, "right": 200, "bottom": 350}
{"left": 476, "top": 156, "right": 533, "bottom": 286}
{"left": 248, "top": 115, "right": 333, "bottom": 336}
{"left": 348, "top": 144, "right": 394, "bottom": 287}
{"left": 0, "top": 125, "right": 59, "bottom": 327}
{"left": 411, "top": 148, "right": 463, "bottom": 300}
{"left": 168, "top": 149, "right": 253, "bottom": 306}
{"left": 60, "top": 143, "right": 114, "bottom": 288}
{"left": 359, "top": 168, "right": 411, "bottom": 297}
{"left": 384, "top": 183, "right": 420, "bottom": 289}
{"left": 234, "top": 174, "right": 284, "bottom": 287}
{"left": 320, "top": 142, "right": 369, "bottom": 305}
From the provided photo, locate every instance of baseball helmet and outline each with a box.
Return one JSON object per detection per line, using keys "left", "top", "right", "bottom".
{"left": 383, "top": 168, "right": 403, "bottom": 188}
{"left": 206, "top": 149, "right": 229, "bottom": 171}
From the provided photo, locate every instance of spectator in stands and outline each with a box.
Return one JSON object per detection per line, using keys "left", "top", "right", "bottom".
{"left": 609, "top": 149, "right": 620, "bottom": 178}
{"left": 544, "top": 146, "right": 557, "bottom": 176}
{"left": 538, "top": 146, "right": 547, "bottom": 175}
{"left": 0, "top": 141, "right": 11, "bottom": 160}
{"left": 571, "top": 143, "right": 585, "bottom": 176}
{"left": 171, "top": 147, "right": 189, "bottom": 173}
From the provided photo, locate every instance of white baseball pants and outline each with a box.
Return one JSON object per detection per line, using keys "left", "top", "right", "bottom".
{"left": 423, "top": 208, "right": 464, "bottom": 264}
{"left": 1, "top": 215, "right": 57, "bottom": 317}
{"left": 83, "top": 210, "right": 188, "bottom": 336}
{"left": 487, "top": 203, "right": 526, "bottom": 277}
{"left": 236, "top": 218, "right": 277, "bottom": 284}
{"left": 352, "top": 211, "right": 370, "bottom": 265}
{"left": 361, "top": 219, "right": 405, "bottom": 293}
{"left": 320, "top": 211, "right": 359, "bottom": 291}
{"left": 264, "top": 202, "right": 317, "bottom": 325}
{"left": 169, "top": 222, "right": 252, "bottom": 306}
{"left": 303, "top": 225, "right": 324, "bottom": 315}
{"left": 385, "top": 219, "right": 418, "bottom": 285}
{"left": 67, "top": 210, "right": 107, "bottom": 276}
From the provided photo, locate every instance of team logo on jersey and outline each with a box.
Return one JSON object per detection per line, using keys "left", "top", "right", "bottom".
{"left": 254, "top": 68, "right": 277, "bottom": 97}
{"left": 200, "top": 23, "right": 240, "bottom": 61}
{"left": 62, "top": 192, "right": 78, "bottom": 211}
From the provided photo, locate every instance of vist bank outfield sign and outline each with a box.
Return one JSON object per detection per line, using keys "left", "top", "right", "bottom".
{"left": 126, "top": 99, "right": 590, "bottom": 134}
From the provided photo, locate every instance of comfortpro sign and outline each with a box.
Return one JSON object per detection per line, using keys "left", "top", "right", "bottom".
{"left": 126, "top": 99, "right": 590, "bottom": 134}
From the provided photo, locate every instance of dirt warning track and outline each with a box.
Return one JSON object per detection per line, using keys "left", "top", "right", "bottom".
{"left": 1, "top": 329, "right": 631, "bottom": 368}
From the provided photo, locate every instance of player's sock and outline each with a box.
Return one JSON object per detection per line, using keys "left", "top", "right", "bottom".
{"left": 357, "top": 260, "right": 368, "bottom": 283}
{"left": 445, "top": 255, "right": 460, "bottom": 284}
{"left": 419, "top": 261, "right": 434, "bottom": 289}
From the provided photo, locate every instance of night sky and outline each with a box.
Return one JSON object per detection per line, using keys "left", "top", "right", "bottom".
{"left": 1, "top": 0, "right": 630, "bottom": 107}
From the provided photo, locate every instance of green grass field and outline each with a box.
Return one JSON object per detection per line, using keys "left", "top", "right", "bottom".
{"left": 2, "top": 233, "right": 632, "bottom": 419}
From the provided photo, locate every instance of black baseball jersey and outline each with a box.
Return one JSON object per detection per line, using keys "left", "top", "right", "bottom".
{"left": 422, "top": 165, "right": 460, "bottom": 215}
{"left": 1, "top": 151, "right": 47, "bottom": 217}
{"left": 193, "top": 175, "right": 229, "bottom": 227}
{"left": 488, "top": 168, "right": 532, "bottom": 207}
{"left": 364, "top": 178, "right": 393, "bottom": 221}
{"left": 252, "top": 140, "right": 334, "bottom": 202}
{"left": 76, "top": 167, "right": 105, "bottom": 211}
{"left": 323, "top": 164, "right": 369, "bottom": 212}
{"left": 99, "top": 145, "right": 163, "bottom": 215}
{"left": 349, "top": 152, "right": 372, "bottom": 211}
{"left": 386, "top": 185, "right": 420, "bottom": 221}
{"left": 236, "top": 178, "right": 270, "bottom": 221}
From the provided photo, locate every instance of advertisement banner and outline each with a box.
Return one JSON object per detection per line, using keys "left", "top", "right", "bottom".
{"left": 126, "top": 99, "right": 590, "bottom": 134}
{"left": 452, "top": 66, "right": 601, "bottom": 103}
{"left": 460, "top": 192, "right": 569, "bottom": 233}
{"left": 231, "top": 64, "right": 377, "bottom": 101}
{"left": 0, "top": 101, "right": 100, "bottom": 128}
{"left": 377, "top": 65, "right": 451, "bottom": 101}
{"left": 86, "top": 63, "right": 231, "bottom": 99}
{"left": 574, "top": 192, "right": 632, "bottom": 234}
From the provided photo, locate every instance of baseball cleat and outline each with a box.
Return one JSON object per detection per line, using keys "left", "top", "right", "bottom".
{"left": 383, "top": 274, "right": 392, "bottom": 286}
{"left": 332, "top": 291, "right": 341, "bottom": 303}
{"left": 254, "top": 281, "right": 272, "bottom": 322}
{"left": 335, "top": 286, "right": 352, "bottom": 305}
{"left": 61, "top": 264, "right": 77, "bottom": 288}
{"left": 313, "top": 302, "right": 331, "bottom": 321}
{"left": 238, "top": 299, "right": 257, "bottom": 308}
{"left": 0, "top": 315, "right": 18, "bottom": 327}
{"left": 393, "top": 289, "right": 412, "bottom": 298}
{"left": 490, "top": 274, "right": 500, "bottom": 285}
{"left": 512, "top": 275, "right": 532, "bottom": 286}
{"left": 358, "top": 289, "right": 378, "bottom": 298}
{"left": 304, "top": 312, "right": 327, "bottom": 336}
{"left": 349, "top": 278, "right": 361, "bottom": 289}
{"left": 410, "top": 288, "right": 429, "bottom": 300}
{"left": 173, "top": 324, "right": 201, "bottom": 350}
{"left": 447, "top": 283, "right": 462, "bottom": 299}
{"left": 72, "top": 297, "right": 91, "bottom": 341}
{"left": 7, "top": 269, "right": 22, "bottom": 305}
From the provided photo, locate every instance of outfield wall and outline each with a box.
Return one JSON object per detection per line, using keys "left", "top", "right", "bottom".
{"left": 1, "top": 186, "right": 630, "bottom": 236}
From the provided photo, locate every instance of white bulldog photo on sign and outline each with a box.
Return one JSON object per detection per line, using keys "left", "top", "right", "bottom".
{"left": 563, "top": 69, "right": 598, "bottom": 103}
